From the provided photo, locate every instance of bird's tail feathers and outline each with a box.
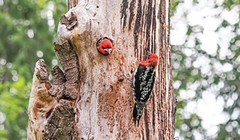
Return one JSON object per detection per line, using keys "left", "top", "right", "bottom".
{"left": 133, "top": 103, "right": 144, "bottom": 126}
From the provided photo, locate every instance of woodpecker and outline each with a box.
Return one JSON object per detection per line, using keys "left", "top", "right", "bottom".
{"left": 96, "top": 37, "right": 113, "bottom": 55}
{"left": 132, "top": 53, "right": 159, "bottom": 125}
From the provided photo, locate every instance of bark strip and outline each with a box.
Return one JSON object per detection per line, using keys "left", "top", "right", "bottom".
{"left": 43, "top": 40, "right": 80, "bottom": 139}
{"left": 27, "top": 60, "right": 56, "bottom": 140}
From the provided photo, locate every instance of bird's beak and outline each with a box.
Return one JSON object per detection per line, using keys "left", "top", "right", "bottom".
{"left": 104, "top": 48, "right": 112, "bottom": 54}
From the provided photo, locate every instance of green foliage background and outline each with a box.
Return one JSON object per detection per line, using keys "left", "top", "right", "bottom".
{"left": 171, "top": 0, "right": 240, "bottom": 139}
{"left": 0, "top": 0, "right": 65, "bottom": 139}
{"left": 0, "top": 0, "right": 239, "bottom": 139}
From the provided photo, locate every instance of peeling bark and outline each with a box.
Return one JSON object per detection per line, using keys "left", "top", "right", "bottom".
{"left": 27, "top": 0, "right": 175, "bottom": 139}
{"left": 60, "top": 12, "right": 78, "bottom": 30}
{"left": 27, "top": 60, "right": 57, "bottom": 140}
{"left": 68, "top": 0, "right": 78, "bottom": 10}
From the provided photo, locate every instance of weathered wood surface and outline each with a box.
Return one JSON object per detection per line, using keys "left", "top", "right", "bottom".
{"left": 27, "top": 0, "right": 175, "bottom": 139}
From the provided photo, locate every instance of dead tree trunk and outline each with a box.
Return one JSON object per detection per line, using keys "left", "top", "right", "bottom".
{"left": 27, "top": 0, "right": 176, "bottom": 139}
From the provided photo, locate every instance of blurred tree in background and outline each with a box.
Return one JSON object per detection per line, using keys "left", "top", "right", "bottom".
{"left": 171, "top": 0, "right": 240, "bottom": 139}
{"left": 0, "top": 0, "right": 239, "bottom": 139}
{"left": 0, "top": 0, "right": 65, "bottom": 139}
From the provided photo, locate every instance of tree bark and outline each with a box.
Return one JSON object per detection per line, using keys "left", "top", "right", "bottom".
{"left": 27, "top": 0, "right": 176, "bottom": 140}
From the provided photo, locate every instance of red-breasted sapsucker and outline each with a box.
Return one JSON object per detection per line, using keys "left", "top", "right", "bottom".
{"left": 96, "top": 37, "right": 113, "bottom": 55}
{"left": 132, "top": 53, "right": 159, "bottom": 125}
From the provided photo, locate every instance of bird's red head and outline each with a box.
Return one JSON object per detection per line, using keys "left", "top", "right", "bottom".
{"left": 97, "top": 38, "right": 113, "bottom": 55}
{"left": 139, "top": 53, "right": 159, "bottom": 67}
{"left": 148, "top": 53, "right": 159, "bottom": 67}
